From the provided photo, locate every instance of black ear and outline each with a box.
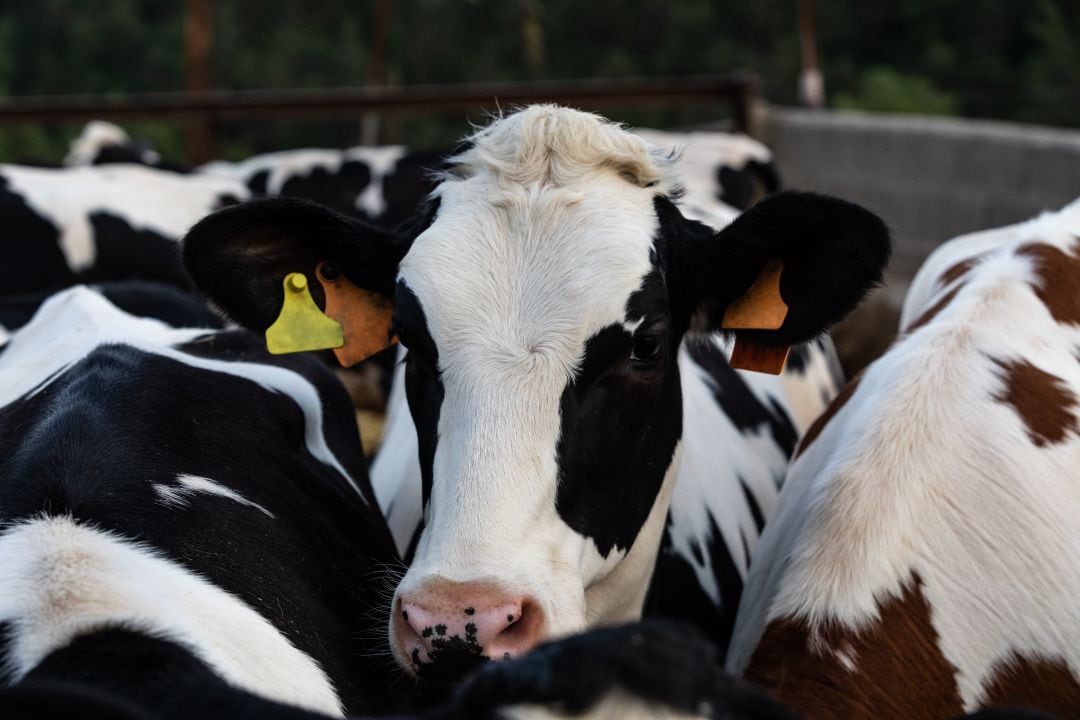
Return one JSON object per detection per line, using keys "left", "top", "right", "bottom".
{"left": 666, "top": 191, "right": 891, "bottom": 347}
{"left": 181, "top": 197, "right": 403, "bottom": 331}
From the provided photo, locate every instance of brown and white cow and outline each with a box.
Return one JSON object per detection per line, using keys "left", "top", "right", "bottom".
{"left": 726, "top": 199, "right": 1080, "bottom": 719}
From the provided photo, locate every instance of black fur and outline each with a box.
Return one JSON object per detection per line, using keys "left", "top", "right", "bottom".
{"left": 0, "top": 281, "right": 223, "bottom": 334}
{"left": 427, "top": 621, "right": 795, "bottom": 720}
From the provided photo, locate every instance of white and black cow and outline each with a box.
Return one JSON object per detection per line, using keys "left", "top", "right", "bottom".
{"left": 0, "top": 163, "right": 248, "bottom": 294}
{"left": 182, "top": 105, "right": 889, "bottom": 681}
{"left": 632, "top": 128, "right": 782, "bottom": 212}
{"left": 727, "top": 199, "right": 1080, "bottom": 719}
{"left": 0, "top": 285, "right": 410, "bottom": 716}
{"left": 64, "top": 120, "right": 165, "bottom": 169}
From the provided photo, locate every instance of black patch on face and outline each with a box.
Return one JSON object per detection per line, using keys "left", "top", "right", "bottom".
{"left": 684, "top": 337, "right": 798, "bottom": 459}
{"left": 396, "top": 282, "right": 444, "bottom": 507}
{"left": 644, "top": 514, "right": 745, "bottom": 658}
{"left": 553, "top": 270, "right": 683, "bottom": 557}
{"left": 279, "top": 160, "right": 373, "bottom": 220}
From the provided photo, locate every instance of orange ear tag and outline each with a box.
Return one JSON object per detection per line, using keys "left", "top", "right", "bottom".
{"left": 721, "top": 258, "right": 790, "bottom": 375}
{"left": 315, "top": 262, "right": 397, "bottom": 367}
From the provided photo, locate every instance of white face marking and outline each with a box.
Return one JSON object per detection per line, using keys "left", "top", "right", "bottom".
{"left": 727, "top": 199, "right": 1080, "bottom": 711}
{"left": 0, "top": 517, "right": 342, "bottom": 716}
{"left": 1, "top": 164, "right": 248, "bottom": 272}
{"left": 154, "top": 473, "right": 276, "bottom": 518}
{"left": 0, "top": 287, "right": 363, "bottom": 498}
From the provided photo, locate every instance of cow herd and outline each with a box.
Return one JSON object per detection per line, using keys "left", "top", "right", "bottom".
{"left": 0, "top": 106, "right": 1076, "bottom": 720}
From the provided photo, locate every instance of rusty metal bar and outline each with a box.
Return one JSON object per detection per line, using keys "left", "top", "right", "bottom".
{"left": 183, "top": 0, "right": 216, "bottom": 164}
{"left": 0, "top": 74, "right": 756, "bottom": 131}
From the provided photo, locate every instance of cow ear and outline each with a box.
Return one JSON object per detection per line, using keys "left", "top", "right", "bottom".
{"left": 182, "top": 197, "right": 404, "bottom": 364}
{"left": 668, "top": 191, "right": 890, "bottom": 372}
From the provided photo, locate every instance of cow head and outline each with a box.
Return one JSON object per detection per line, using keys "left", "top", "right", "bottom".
{"left": 183, "top": 106, "right": 889, "bottom": 682}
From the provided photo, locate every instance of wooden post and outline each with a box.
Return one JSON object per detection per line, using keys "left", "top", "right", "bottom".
{"left": 361, "top": 0, "right": 394, "bottom": 145}
{"left": 184, "top": 0, "right": 215, "bottom": 164}
{"left": 798, "top": 0, "right": 825, "bottom": 109}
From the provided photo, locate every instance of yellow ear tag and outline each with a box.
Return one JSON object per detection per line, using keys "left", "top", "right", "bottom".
{"left": 265, "top": 273, "right": 345, "bottom": 355}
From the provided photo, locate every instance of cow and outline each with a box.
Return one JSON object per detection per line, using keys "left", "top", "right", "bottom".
{"left": 632, "top": 128, "right": 782, "bottom": 212}
{"left": 0, "top": 163, "right": 248, "bottom": 294}
{"left": 0, "top": 286, "right": 411, "bottom": 716}
{"left": 181, "top": 105, "right": 890, "bottom": 681}
{"left": 726, "top": 199, "right": 1080, "bottom": 719}
{"left": 63, "top": 120, "right": 165, "bottom": 169}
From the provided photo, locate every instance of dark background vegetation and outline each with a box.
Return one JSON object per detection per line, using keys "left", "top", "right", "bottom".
{"left": 0, "top": 0, "right": 1076, "bottom": 163}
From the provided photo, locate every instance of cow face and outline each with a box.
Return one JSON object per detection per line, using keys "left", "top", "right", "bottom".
{"left": 183, "top": 106, "right": 890, "bottom": 682}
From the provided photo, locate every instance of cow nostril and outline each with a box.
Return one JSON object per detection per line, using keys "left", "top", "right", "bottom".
{"left": 491, "top": 598, "right": 542, "bottom": 658}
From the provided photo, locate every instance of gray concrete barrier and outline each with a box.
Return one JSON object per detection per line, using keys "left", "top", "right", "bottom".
{"left": 759, "top": 107, "right": 1080, "bottom": 278}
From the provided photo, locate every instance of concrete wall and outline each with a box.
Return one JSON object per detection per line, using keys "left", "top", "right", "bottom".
{"left": 759, "top": 107, "right": 1080, "bottom": 277}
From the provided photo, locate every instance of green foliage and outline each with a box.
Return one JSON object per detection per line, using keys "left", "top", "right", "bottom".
{"left": 0, "top": 1, "right": 1077, "bottom": 164}
{"left": 835, "top": 68, "right": 957, "bottom": 116}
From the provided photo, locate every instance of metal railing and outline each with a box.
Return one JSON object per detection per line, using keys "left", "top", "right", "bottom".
{"left": 0, "top": 74, "right": 758, "bottom": 163}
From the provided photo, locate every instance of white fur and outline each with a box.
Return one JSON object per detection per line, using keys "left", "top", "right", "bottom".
{"left": 0, "top": 516, "right": 342, "bottom": 716}
{"left": 1, "top": 164, "right": 247, "bottom": 272}
{"left": 154, "top": 473, "right": 275, "bottom": 518}
{"left": 728, "top": 199, "right": 1080, "bottom": 712}
{"left": 0, "top": 287, "right": 363, "bottom": 498}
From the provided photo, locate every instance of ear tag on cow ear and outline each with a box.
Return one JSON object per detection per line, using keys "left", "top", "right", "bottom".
{"left": 266, "top": 273, "right": 345, "bottom": 355}
{"left": 315, "top": 262, "right": 397, "bottom": 368}
{"left": 721, "top": 258, "right": 790, "bottom": 375}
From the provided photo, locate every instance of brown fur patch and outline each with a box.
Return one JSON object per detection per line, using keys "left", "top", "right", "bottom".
{"left": 978, "top": 654, "right": 1080, "bottom": 719}
{"left": 939, "top": 257, "right": 978, "bottom": 287}
{"left": 794, "top": 371, "right": 863, "bottom": 459}
{"left": 744, "top": 574, "right": 962, "bottom": 720}
{"left": 1017, "top": 238, "right": 1080, "bottom": 326}
{"left": 993, "top": 359, "right": 1079, "bottom": 447}
{"left": 905, "top": 283, "right": 964, "bottom": 333}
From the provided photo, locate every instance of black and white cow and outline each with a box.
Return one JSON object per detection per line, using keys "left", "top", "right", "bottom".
{"left": 64, "top": 120, "right": 166, "bottom": 169}
{"left": 0, "top": 163, "right": 248, "bottom": 294}
{"left": 632, "top": 128, "right": 782, "bottom": 212}
{"left": 0, "top": 285, "right": 411, "bottom": 716}
{"left": 182, "top": 105, "right": 890, "bottom": 681}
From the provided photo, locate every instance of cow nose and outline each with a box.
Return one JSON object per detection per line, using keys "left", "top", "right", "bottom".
{"left": 393, "top": 582, "right": 544, "bottom": 675}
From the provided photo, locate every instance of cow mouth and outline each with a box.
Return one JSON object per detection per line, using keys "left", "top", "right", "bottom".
{"left": 411, "top": 630, "right": 491, "bottom": 685}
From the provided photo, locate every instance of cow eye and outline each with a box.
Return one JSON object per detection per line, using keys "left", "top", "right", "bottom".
{"left": 631, "top": 334, "right": 661, "bottom": 363}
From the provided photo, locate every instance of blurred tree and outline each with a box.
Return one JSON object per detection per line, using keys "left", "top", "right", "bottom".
{"left": 0, "top": 0, "right": 1077, "bottom": 164}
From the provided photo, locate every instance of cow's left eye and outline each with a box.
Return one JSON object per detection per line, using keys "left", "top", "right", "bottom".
{"left": 631, "top": 334, "right": 661, "bottom": 363}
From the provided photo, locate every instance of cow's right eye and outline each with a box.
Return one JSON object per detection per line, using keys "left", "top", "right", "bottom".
{"left": 631, "top": 335, "right": 661, "bottom": 363}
